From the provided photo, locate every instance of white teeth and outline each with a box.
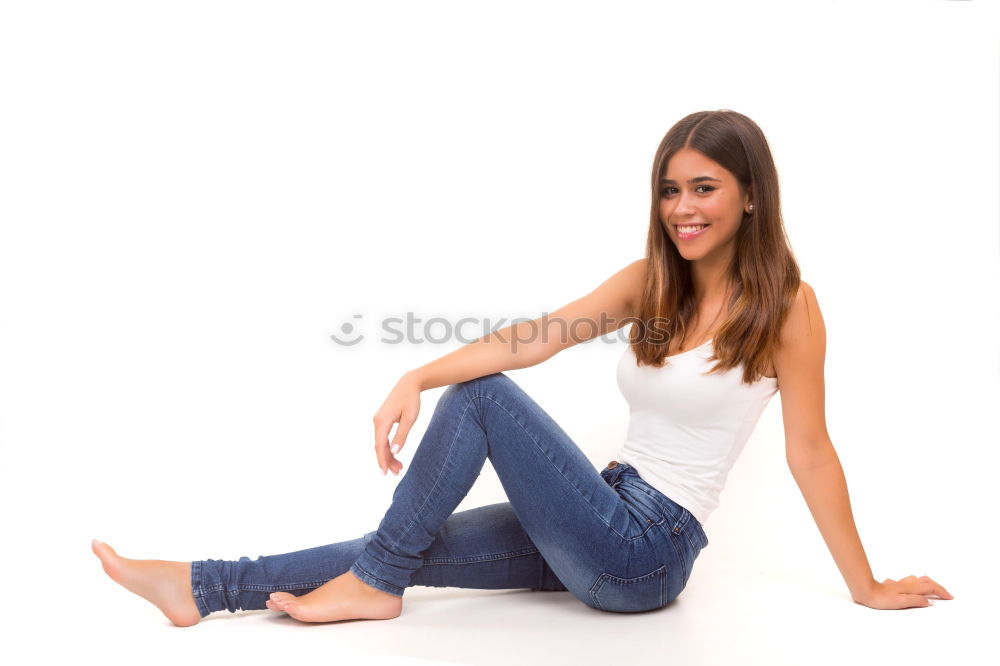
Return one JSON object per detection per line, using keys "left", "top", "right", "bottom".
{"left": 678, "top": 225, "right": 707, "bottom": 233}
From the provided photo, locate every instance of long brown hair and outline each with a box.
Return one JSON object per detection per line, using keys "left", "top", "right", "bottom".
{"left": 628, "top": 110, "right": 801, "bottom": 385}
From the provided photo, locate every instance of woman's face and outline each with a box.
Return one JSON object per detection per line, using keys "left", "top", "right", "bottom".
{"left": 659, "top": 147, "right": 751, "bottom": 264}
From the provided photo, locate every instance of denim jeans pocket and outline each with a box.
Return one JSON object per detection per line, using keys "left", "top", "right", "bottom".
{"left": 621, "top": 484, "right": 669, "bottom": 536}
{"left": 603, "top": 466, "right": 668, "bottom": 539}
{"left": 683, "top": 518, "right": 709, "bottom": 552}
{"left": 589, "top": 564, "right": 668, "bottom": 613}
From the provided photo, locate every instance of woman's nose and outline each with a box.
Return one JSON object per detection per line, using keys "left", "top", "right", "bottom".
{"left": 673, "top": 193, "right": 697, "bottom": 215}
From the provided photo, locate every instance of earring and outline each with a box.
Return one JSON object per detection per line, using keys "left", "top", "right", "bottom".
{"left": 747, "top": 204, "right": 754, "bottom": 213}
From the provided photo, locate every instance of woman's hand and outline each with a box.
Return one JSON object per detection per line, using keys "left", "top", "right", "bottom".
{"left": 373, "top": 372, "right": 422, "bottom": 476}
{"left": 853, "top": 575, "right": 954, "bottom": 609}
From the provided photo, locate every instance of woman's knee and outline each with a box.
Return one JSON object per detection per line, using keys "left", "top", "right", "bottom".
{"left": 447, "top": 372, "right": 514, "bottom": 400}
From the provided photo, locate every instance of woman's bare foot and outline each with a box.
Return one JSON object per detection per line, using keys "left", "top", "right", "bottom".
{"left": 267, "top": 570, "right": 402, "bottom": 623}
{"left": 91, "top": 539, "right": 202, "bottom": 627}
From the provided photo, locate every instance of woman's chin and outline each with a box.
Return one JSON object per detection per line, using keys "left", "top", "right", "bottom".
{"left": 674, "top": 246, "right": 706, "bottom": 261}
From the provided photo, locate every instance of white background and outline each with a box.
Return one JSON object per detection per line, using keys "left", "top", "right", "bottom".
{"left": 1, "top": 1, "right": 997, "bottom": 664}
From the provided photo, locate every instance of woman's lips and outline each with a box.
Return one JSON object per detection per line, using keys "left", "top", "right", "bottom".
{"left": 675, "top": 224, "right": 710, "bottom": 240}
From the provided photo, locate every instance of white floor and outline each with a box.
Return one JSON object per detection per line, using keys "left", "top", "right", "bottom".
{"left": 6, "top": 368, "right": 992, "bottom": 666}
{"left": 2, "top": 533, "right": 977, "bottom": 666}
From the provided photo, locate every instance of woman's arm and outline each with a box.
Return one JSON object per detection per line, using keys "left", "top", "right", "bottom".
{"left": 774, "top": 282, "right": 953, "bottom": 609}
{"left": 405, "top": 258, "right": 645, "bottom": 391}
{"left": 375, "top": 259, "right": 645, "bottom": 475}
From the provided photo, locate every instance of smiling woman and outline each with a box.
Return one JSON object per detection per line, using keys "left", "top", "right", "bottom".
{"left": 629, "top": 112, "right": 794, "bottom": 384}
{"left": 661, "top": 154, "right": 746, "bottom": 265}
{"left": 93, "top": 109, "right": 952, "bottom": 627}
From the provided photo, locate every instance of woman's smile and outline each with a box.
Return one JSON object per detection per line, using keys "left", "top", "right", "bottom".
{"left": 675, "top": 224, "right": 711, "bottom": 240}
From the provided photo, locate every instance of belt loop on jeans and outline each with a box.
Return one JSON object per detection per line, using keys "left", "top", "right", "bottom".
{"left": 603, "top": 460, "right": 626, "bottom": 486}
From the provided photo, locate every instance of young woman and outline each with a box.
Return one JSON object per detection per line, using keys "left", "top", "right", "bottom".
{"left": 92, "top": 110, "right": 952, "bottom": 626}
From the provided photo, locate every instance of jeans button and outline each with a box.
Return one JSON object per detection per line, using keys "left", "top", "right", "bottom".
{"left": 607, "top": 461, "right": 618, "bottom": 469}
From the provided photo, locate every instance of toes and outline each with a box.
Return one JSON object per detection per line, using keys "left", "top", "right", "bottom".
{"left": 269, "top": 592, "right": 294, "bottom": 607}
{"left": 266, "top": 595, "right": 294, "bottom": 612}
{"left": 92, "top": 541, "right": 124, "bottom": 580}
{"left": 93, "top": 540, "right": 117, "bottom": 556}
{"left": 268, "top": 592, "right": 306, "bottom": 619}
{"left": 280, "top": 600, "right": 307, "bottom": 621}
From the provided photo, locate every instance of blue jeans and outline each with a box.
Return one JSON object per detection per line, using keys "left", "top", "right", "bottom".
{"left": 191, "top": 372, "right": 709, "bottom": 617}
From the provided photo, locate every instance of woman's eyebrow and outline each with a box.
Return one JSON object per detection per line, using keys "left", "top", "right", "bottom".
{"left": 660, "top": 176, "right": 723, "bottom": 184}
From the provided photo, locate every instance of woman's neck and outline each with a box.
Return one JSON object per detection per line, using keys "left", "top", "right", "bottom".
{"left": 691, "top": 262, "right": 733, "bottom": 306}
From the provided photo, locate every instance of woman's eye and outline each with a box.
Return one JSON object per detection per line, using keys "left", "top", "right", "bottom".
{"left": 660, "top": 185, "right": 714, "bottom": 197}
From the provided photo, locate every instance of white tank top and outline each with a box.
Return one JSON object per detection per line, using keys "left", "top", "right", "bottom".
{"left": 613, "top": 339, "right": 778, "bottom": 527}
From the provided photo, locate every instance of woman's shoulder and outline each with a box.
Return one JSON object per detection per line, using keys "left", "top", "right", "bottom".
{"left": 797, "top": 279, "right": 816, "bottom": 301}
{"left": 778, "top": 279, "right": 825, "bottom": 348}
{"left": 618, "top": 257, "right": 648, "bottom": 318}
{"left": 791, "top": 280, "right": 818, "bottom": 317}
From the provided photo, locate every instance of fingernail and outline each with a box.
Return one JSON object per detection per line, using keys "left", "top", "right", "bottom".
{"left": 391, "top": 444, "right": 400, "bottom": 454}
